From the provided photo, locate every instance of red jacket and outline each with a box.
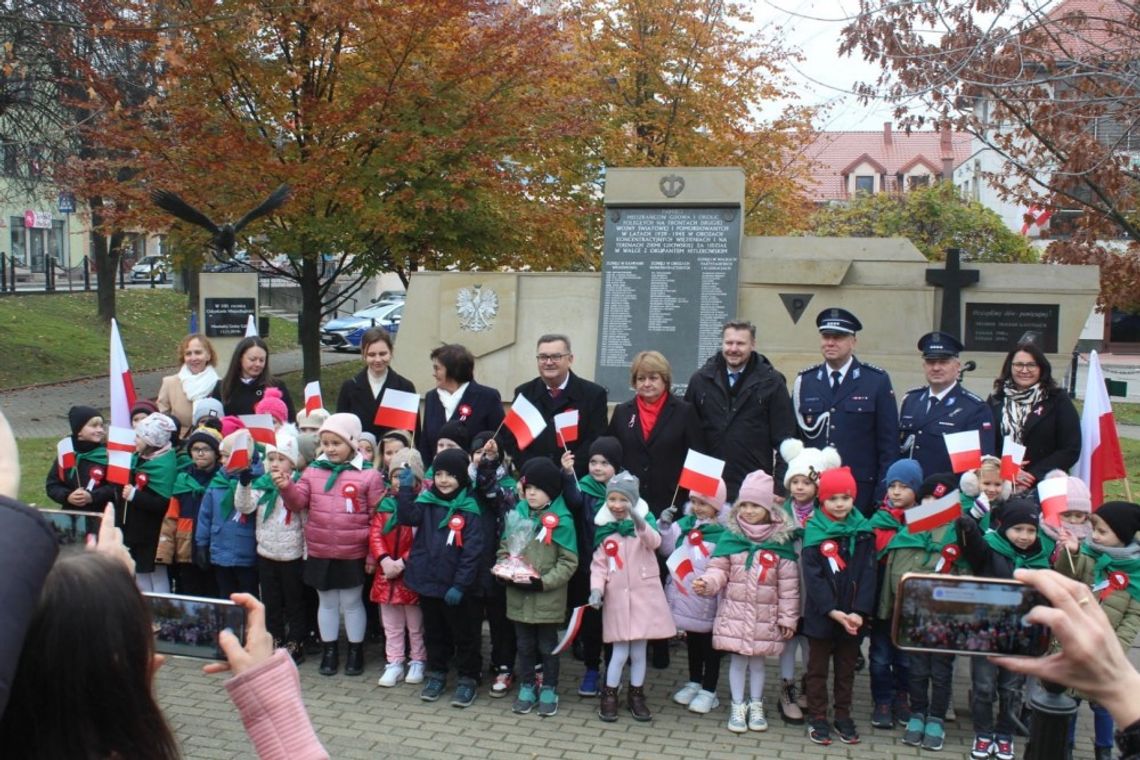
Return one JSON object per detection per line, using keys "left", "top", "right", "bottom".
{"left": 281, "top": 457, "right": 384, "bottom": 560}
{"left": 368, "top": 499, "right": 418, "bottom": 605}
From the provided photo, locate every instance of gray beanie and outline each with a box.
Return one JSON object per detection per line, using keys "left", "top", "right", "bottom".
{"left": 606, "top": 471, "right": 641, "bottom": 507}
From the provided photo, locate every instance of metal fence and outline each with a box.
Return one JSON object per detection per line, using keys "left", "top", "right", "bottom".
{"left": 0, "top": 253, "right": 165, "bottom": 293}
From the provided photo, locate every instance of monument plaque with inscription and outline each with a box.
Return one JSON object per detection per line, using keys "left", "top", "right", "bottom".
{"left": 596, "top": 207, "right": 741, "bottom": 402}
{"left": 964, "top": 303, "right": 1060, "bottom": 353}
{"left": 204, "top": 297, "right": 256, "bottom": 338}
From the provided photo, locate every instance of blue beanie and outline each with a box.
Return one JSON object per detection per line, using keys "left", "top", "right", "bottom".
{"left": 885, "top": 459, "right": 923, "bottom": 495}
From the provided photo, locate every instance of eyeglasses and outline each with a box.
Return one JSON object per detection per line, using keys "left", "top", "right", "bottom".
{"left": 536, "top": 353, "right": 569, "bottom": 363}
{"left": 1011, "top": 362, "right": 1039, "bottom": 371}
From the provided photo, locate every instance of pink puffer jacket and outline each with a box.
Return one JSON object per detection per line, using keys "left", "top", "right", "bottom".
{"left": 281, "top": 456, "right": 384, "bottom": 560}
{"left": 699, "top": 512, "right": 800, "bottom": 657}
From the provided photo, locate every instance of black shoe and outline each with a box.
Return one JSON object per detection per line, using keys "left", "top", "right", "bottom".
{"left": 854, "top": 654, "right": 865, "bottom": 672}
{"left": 808, "top": 719, "right": 832, "bottom": 745}
{"left": 318, "top": 643, "right": 339, "bottom": 676}
{"left": 344, "top": 643, "right": 364, "bottom": 676}
{"left": 834, "top": 717, "right": 860, "bottom": 744}
{"left": 650, "top": 640, "right": 670, "bottom": 670}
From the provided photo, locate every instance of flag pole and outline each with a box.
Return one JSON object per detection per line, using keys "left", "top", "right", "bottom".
{"left": 1124, "top": 477, "right": 1133, "bottom": 502}
{"left": 669, "top": 483, "right": 680, "bottom": 510}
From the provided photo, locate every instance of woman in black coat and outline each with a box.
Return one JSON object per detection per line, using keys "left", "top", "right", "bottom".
{"left": 607, "top": 351, "right": 705, "bottom": 517}
{"left": 213, "top": 336, "right": 295, "bottom": 420}
{"left": 335, "top": 327, "right": 418, "bottom": 440}
{"left": 987, "top": 342, "right": 1081, "bottom": 490}
{"left": 418, "top": 344, "right": 504, "bottom": 463}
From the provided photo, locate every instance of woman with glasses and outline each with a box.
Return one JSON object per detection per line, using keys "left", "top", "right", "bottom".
{"left": 987, "top": 342, "right": 1081, "bottom": 491}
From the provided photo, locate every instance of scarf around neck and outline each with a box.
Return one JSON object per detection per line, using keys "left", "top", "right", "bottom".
{"left": 515, "top": 496, "right": 577, "bottom": 554}
{"left": 415, "top": 486, "right": 480, "bottom": 529}
{"left": 308, "top": 456, "right": 362, "bottom": 491}
{"left": 594, "top": 510, "right": 658, "bottom": 547}
{"left": 179, "top": 364, "right": 221, "bottom": 403}
{"left": 1082, "top": 541, "right": 1140, "bottom": 603}
{"left": 802, "top": 506, "right": 870, "bottom": 554}
{"left": 635, "top": 393, "right": 667, "bottom": 441}
{"left": 711, "top": 519, "right": 796, "bottom": 567}
{"left": 1000, "top": 381, "right": 1044, "bottom": 443}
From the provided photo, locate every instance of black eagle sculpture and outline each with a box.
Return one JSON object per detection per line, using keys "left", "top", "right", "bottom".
{"left": 150, "top": 184, "right": 291, "bottom": 260}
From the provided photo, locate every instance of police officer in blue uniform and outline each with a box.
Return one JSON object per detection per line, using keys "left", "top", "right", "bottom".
{"left": 793, "top": 308, "right": 898, "bottom": 516}
{"left": 898, "top": 332, "right": 995, "bottom": 478}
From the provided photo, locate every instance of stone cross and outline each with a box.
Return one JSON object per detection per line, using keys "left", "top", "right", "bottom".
{"left": 925, "top": 248, "right": 979, "bottom": 337}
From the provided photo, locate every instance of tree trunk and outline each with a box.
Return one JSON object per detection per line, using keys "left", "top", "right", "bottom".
{"left": 89, "top": 197, "right": 123, "bottom": 323}
{"left": 299, "top": 255, "right": 323, "bottom": 382}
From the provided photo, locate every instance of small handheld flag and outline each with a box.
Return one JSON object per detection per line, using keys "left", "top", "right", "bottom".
{"left": 374, "top": 388, "right": 419, "bottom": 430}
{"left": 551, "top": 605, "right": 588, "bottom": 656}
{"left": 304, "top": 381, "right": 323, "bottom": 415}
{"left": 944, "top": 430, "right": 982, "bottom": 474}
{"left": 503, "top": 394, "right": 547, "bottom": 450}
{"left": 1000, "top": 438, "right": 1026, "bottom": 481}
{"left": 905, "top": 488, "right": 962, "bottom": 533}
{"left": 554, "top": 410, "right": 579, "bottom": 448}
{"left": 1038, "top": 476, "right": 1069, "bottom": 528}
{"left": 106, "top": 426, "right": 135, "bottom": 486}
{"left": 239, "top": 414, "right": 275, "bottom": 447}
{"left": 678, "top": 450, "right": 726, "bottom": 496}
{"left": 56, "top": 437, "right": 75, "bottom": 480}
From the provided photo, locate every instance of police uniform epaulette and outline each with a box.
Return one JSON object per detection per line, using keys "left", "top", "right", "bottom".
{"left": 798, "top": 363, "right": 823, "bottom": 375}
{"left": 903, "top": 385, "right": 927, "bottom": 397}
{"left": 958, "top": 387, "right": 985, "bottom": 403}
{"left": 859, "top": 362, "right": 887, "bottom": 374}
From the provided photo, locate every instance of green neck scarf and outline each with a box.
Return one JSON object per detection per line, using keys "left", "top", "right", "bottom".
{"left": 578, "top": 475, "right": 607, "bottom": 501}
{"left": 208, "top": 469, "right": 241, "bottom": 520}
{"left": 983, "top": 530, "right": 1051, "bottom": 570}
{"left": 253, "top": 470, "right": 299, "bottom": 520}
{"left": 802, "top": 507, "right": 870, "bottom": 555}
{"left": 514, "top": 496, "right": 577, "bottom": 554}
{"left": 594, "top": 510, "right": 658, "bottom": 547}
{"left": 710, "top": 527, "right": 796, "bottom": 568}
{"left": 172, "top": 469, "right": 209, "bottom": 497}
{"left": 415, "top": 487, "right": 481, "bottom": 529}
{"left": 883, "top": 522, "right": 960, "bottom": 567}
{"left": 307, "top": 458, "right": 361, "bottom": 491}
{"left": 71, "top": 446, "right": 108, "bottom": 483}
{"left": 132, "top": 449, "right": 179, "bottom": 500}
{"left": 1082, "top": 544, "right": 1140, "bottom": 603}
{"left": 867, "top": 507, "right": 904, "bottom": 532}
{"left": 674, "top": 514, "right": 728, "bottom": 549}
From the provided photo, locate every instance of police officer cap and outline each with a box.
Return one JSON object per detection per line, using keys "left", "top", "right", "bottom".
{"left": 917, "top": 331, "right": 964, "bottom": 359}
{"left": 816, "top": 308, "right": 862, "bottom": 335}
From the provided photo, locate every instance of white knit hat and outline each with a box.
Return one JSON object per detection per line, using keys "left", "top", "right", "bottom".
{"left": 267, "top": 430, "right": 300, "bottom": 466}
{"left": 779, "top": 439, "right": 841, "bottom": 488}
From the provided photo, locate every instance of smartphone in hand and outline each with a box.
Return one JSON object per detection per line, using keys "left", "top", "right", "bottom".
{"left": 892, "top": 573, "right": 1052, "bottom": 657}
{"left": 144, "top": 592, "right": 248, "bottom": 660}
{"left": 36, "top": 508, "right": 104, "bottom": 556}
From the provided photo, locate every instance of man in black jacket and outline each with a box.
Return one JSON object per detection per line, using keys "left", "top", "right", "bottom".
{"left": 684, "top": 320, "right": 796, "bottom": 499}
{"left": 505, "top": 334, "right": 608, "bottom": 478}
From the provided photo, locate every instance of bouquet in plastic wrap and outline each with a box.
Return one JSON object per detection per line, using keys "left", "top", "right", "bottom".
{"left": 491, "top": 510, "right": 539, "bottom": 580}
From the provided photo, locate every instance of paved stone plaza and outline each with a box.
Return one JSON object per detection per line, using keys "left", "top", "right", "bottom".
{"left": 156, "top": 635, "right": 1107, "bottom": 760}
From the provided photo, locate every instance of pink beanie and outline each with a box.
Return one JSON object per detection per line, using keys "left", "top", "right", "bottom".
{"left": 220, "top": 415, "right": 245, "bottom": 438}
{"left": 690, "top": 478, "right": 728, "bottom": 506}
{"left": 255, "top": 387, "right": 288, "bottom": 424}
{"left": 736, "top": 470, "right": 776, "bottom": 509}
{"left": 319, "top": 413, "right": 361, "bottom": 446}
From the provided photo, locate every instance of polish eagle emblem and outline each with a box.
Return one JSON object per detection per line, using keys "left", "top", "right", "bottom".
{"left": 456, "top": 285, "right": 498, "bottom": 332}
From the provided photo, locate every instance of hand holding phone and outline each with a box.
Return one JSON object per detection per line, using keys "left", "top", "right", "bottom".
{"left": 203, "top": 593, "right": 274, "bottom": 676}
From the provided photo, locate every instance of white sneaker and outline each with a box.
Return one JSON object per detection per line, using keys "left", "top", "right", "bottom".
{"left": 688, "top": 689, "right": 720, "bottom": 714}
{"left": 673, "top": 681, "right": 702, "bottom": 706}
{"left": 727, "top": 701, "right": 748, "bottom": 733}
{"left": 405, "top": 661, "right": 425, "bottom": 684}
{"left": 378, "top": 662, "right": 405, "bottom": 688}
{"left": 748, "top": 699, "right": 769, "bottom": 731}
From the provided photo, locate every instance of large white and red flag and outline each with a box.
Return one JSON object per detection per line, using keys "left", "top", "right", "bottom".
{"left": 504, "top": 394, "right": 547, "bottom": 450}
{"left": 374, "top": 388, "right": 420, "bottom": 430}
{"left": 944, "top": 430, "right": 982, "bottom": 474}
{"left": 109, "top": 319, "right": 136, "bottom": 429}
{"left": 1076, "top": 351, "right": 1127, "bottom": 506}
{"left": 905, "top": 488, "right": 962, "bottom": 533}
{"left": 678, "top": 450, "right": 725, "bottom": 496}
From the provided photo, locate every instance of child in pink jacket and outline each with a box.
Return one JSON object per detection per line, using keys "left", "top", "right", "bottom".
{"left": 280, "top": 413, "right": 385, "bottom": 678}
{"left": 693, "top": 470, "right": 800, "bottom": 735}
{"left": 588, "top": 472, "right": 675, "bottom": 723}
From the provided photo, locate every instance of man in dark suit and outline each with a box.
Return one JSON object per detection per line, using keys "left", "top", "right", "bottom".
{"left": 794, "top": 308, "right": 898, "bottom": 516}
{"left": 898, "top": 332, "right": 995, "bottom": 478}
{"left": 504, "top": 334, "right": 608, "bottom": 478}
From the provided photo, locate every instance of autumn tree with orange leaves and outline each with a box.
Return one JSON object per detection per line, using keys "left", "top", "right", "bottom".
{"left": 840, "top": 0, "right": 1140, "bottom": 312}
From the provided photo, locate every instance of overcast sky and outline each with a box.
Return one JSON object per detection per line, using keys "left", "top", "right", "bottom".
{"left": 751, "top": 0, "right": 899, "bottom": 131}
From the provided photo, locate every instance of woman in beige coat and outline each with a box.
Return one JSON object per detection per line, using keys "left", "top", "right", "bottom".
{"left": 158, "top": 334, "right": 220, "bottom": 435}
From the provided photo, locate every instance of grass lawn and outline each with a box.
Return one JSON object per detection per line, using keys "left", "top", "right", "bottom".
{"left": 0, "top": 290, "right": 297, "bottom": 390}
{"left": 276, "top": 355, "right": 361, "bottom": 408}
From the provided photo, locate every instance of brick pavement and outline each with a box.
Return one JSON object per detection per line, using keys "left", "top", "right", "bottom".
{"left": 156, "top": 634, "right": 1104, "bottom": 760}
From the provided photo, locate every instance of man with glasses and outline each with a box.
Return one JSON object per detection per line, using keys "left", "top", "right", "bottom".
{"left": 897, "top": 331, "right": 995, "bottom": 478}
{"left": 684, "top": 319, "right": 796, "bottom": 499}
{"left": 794, "top": 308, "right": 898, "bottom": 517}
{"left": 506, "top": 334, "right": 608, "bottom": 477}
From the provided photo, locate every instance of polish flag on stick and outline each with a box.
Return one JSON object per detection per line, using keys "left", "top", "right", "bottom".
{"left": 223, "top": 429, "right": 252, "bottom": 472}
{"left": 109, "top": 319, "right": 137, "bottom": 429}
{"left": 1000, "top": 438, "right": 1027, "bottom": 481}
{"left": 239, "top": 414, "right": 276, "bottom": 447}
{"left": 106, "top": 426, "right": 136, "bottom": 486}
{"left": 503, "top": 394, "right": 547, "bottom": 450}
{"left": 551, "top": 605, "right": 588, "bottom": 656}
{"left": 303, "top": 382, "right": 323, "bottom": 415}
{"left": 56, "top": 437, "right": 75, "bottom": 480}
{"left": 905, "top": 488, "right": 962, "bottom": 533}
{"left": 374, "top": 388, "right": 420, "bottom": 430}
{"left": 1038, "top": 476, "right": 1070, "bottom": 528}
{"left": 666, "top": 547, "right": 696, "bottom": 596}
{"left": 554, "top": 410, "right": 579, "bottom": 449}
{"left": 1077, "top": 351, "right": 1128, "bottom": 506}
{"left": 678, "top": 450, "right": 725, "bottom": 497}
{"left": 944, "top": 430, "right": 982, "bottom": 474}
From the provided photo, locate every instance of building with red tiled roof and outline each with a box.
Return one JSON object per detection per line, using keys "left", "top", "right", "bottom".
{"left": 802, "top": 123, "right": 972, "bottom": 204}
